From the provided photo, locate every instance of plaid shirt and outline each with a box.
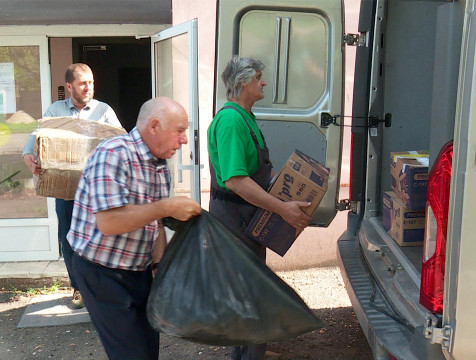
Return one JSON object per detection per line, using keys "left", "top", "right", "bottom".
{"left": 67, "top": 127, "right": 171, "bottom": 271}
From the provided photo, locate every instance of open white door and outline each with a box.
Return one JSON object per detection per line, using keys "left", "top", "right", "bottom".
{"left": 0, "top": 35, "right": 59, "bottom": 261}
{"left": 215, "top": 1, "right": 344, "bottom": 226}
{"left": 150, "top": 20, "right": 201, "bottom": 204}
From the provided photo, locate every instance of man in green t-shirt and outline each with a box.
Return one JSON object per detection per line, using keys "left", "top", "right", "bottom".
{"left": 207, "top": 56, "right": 312, "bottom": 360}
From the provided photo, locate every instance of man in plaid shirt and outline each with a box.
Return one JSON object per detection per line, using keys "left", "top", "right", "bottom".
{"left": 67, "top": 97, "right": 201, "bottom": 360}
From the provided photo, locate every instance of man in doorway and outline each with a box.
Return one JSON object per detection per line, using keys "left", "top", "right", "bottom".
{"left": 68, "top": 97, "right": 201, "bottom": 360}
{"left": 207, "top": 56, "right": 312, "bottom": 360}
{"left": 22, "top": 63, "right": 122, "bottom": 309}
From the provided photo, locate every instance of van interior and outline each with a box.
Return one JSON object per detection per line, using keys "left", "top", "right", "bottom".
{"left": 348, "top": 0, "right": 463, "bottom": 327}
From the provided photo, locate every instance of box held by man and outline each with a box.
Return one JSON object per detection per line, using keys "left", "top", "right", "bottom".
{"left": 34, "top": 117, "right": 126, "bottom": 200}
{"left": 246, "top": 150, "right": 329, "bottom": 256}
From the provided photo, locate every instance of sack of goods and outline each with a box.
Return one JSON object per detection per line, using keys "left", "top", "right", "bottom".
{"left": 147, "top": 211, "right": 322, "bottom": 345}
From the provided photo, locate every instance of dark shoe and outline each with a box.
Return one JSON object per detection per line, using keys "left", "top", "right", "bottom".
{"left": 71, "top": 289, "right": 85, "bottom": 309}
{"left": 264, "top": 351, "right": 281, "bottom": 359}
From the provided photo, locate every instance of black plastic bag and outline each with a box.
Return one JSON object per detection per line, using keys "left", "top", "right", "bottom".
{"left": 147, "top": 210, "right": 322, "bottom": 345}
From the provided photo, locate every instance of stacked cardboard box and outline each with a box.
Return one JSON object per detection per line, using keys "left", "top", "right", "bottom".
{"left": 384, "top": 151, "right": 429, "bottom": 246}
{"left": 246, "top": 150, "right": 329, "bottom": 256}
{"left": 34, "top": 117, "right": 126, "bottom": 200}
{"left": 390, "top": 150, "right": 429, "bottom": 210}
{"left": 383, "top": 191, "right": 425, "bottom": 246}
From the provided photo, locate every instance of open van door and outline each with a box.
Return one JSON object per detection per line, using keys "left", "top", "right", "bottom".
{"left": 215, "top": 0, "right": 344, "bottom": 226}
{"left": 149, "top": 20, "right": 201, "bottom": 204}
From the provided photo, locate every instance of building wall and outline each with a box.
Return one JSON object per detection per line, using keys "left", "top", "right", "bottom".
{"left": 172, "top": 0, "right": 217, "bottom": 192}
{"left": 50, "top": 38, "right": 73, "bottom": 103}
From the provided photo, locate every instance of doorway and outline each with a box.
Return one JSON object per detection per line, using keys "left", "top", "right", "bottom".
{"left": 72, "top": 37, "right": 151, "bottom": 131}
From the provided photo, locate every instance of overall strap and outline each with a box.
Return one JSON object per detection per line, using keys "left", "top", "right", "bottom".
{"left": 220, "top": 105, "right": 262, "bottom": 148}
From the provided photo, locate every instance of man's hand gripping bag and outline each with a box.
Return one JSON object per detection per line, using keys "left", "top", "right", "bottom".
{"left": 147, "top": 211, "right": 322, "bottom": 345}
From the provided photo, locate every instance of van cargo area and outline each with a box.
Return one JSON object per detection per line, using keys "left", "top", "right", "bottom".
{"left": 337, "top": 1, "right": 464, "bottom": 359}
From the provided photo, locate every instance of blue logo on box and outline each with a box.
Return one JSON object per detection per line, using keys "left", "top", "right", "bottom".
{"left": 310, "top": 171, "right": 324, "bottom": 187}
{"left": 293, "top": 162, "right": 301, "bottom": 171}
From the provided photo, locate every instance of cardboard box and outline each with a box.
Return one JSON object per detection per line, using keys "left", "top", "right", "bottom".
{"left": 390, "top": 150, "right": 429, "bottom": 210}
{"left": 382, "top": 191, "right": 394, "bottom": 232}
{"left": 34, "top": 117, "right": 126, "bottom": 200}
{"left": 385, "top": 191, "right": 425, "bottom": 246}
{"left": 246, "top": 150, "right": 329, "bottom": 256}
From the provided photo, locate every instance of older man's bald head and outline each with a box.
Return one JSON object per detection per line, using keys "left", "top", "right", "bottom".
{"left": 136, "top": 97, "right": 187, "bottom": 130}
{"left": 136, "top": 97, "right": 189, "bottom": 159}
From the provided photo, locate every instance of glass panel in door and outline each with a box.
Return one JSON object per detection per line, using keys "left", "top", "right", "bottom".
{"left": 152, "top": 20, "right": 200, "bottom": 204}
{"left": 0, "top": 45, "right": 48, "bottom": 219}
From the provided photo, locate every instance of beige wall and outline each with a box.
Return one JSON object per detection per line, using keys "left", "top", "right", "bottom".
{"left": 49, "top": 38, "right": 73, "bottom": 104}
{"left": 172, "top": 0, "right": 217, "bottom": 192}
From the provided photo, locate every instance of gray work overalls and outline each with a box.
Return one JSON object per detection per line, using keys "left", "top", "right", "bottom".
{"left": 209, "top": 106, "right": 273, "bottom": 360}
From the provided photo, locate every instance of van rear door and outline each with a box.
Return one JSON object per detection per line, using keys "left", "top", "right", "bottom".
{"left": 215, "top": 0, "right": 344, "bottom": 226}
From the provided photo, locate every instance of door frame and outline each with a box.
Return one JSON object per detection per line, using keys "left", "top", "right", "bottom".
{"left": 0, "top": 35, "right": 59, "bottom": 261}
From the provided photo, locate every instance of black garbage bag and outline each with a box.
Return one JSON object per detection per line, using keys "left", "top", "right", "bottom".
{"left": 147, "top": 210, "right": 323, "bottom": 346}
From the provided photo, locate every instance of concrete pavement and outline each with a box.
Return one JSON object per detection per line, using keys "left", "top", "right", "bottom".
{"left": 0, "top": 260, "right": 69, "bottom": 291}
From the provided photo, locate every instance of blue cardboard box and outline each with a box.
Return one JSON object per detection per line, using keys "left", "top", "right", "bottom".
{"left": 382, "top": 191, "right": 394, "bottom": 232}
{"left": 390, "top": 151, "right": 429, "bottom": 210}
{"left": 389, "top": 195, "right": 425, "bottom": 246}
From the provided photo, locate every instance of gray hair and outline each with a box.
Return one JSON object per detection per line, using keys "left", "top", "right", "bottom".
{"left": 221, "top": 56, "right": 265, "bottom": 100}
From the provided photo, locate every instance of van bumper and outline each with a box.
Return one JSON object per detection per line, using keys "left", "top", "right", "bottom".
{"left": 337, "top": 236, "right": 445, "bottom": 360}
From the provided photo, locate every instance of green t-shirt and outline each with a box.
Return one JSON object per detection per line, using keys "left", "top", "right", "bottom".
{"left": 207, "top": 102, "right": 266, "bottom": 190}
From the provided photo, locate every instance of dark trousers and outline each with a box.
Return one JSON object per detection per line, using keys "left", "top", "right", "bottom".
{"left": 55, "top": 199, "right": 76, "bottom": 289}
{"left": 231, "top": 344, "right": 267, "bottom": 360}
{"left": 72, "top": 252, "right": 159, "bottom": 360}
{"left": 210, "top": 197, "right": 267, "bottom": 360}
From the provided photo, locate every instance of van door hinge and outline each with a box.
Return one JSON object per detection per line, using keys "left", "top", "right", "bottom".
{"left": 343, "top": 33, "right": 367, "bottom": 47}
{"left": 424, "top": 313, "right": 453, "bottom": 352}
{"left": 337, "top": 199, "right": 358, "bottom": 213}
{"left": 320, "top": 113, "right": 392, "bottom": 129}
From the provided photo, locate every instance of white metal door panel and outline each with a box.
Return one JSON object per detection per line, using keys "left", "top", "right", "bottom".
{"left": 444, "top": 4, "right": 476, "bottom": 359}
{"left": 216, "top": 0, "right": 344, "bottom": 226}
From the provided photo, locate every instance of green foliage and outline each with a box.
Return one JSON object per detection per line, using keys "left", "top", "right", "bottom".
{"left": 1, "top": 122, "right": 38, "bottom": 134}
{"left": 0, "top": 46, "right": 40, "bottom": 91}
{"left": 0, "top": 162, "right": 24, "bottom": 194}
{"left": 21, "top": 281, "right": 64, "bottom": 297}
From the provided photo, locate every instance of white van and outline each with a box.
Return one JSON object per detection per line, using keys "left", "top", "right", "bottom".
{"left": 215, "top": 0, "right": 476, "bottom": 358}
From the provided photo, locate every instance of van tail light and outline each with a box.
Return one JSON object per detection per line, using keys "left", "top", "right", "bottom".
{"left": 420, "top": 141, "right": 453, "bottom": 313}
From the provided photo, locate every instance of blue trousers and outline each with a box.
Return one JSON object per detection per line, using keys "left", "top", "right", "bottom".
{"left": 55, "top": 199, "right": 77, "bottom": 289}
{"left": 72, "top": 252, "right": 159, "bottom": 360}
